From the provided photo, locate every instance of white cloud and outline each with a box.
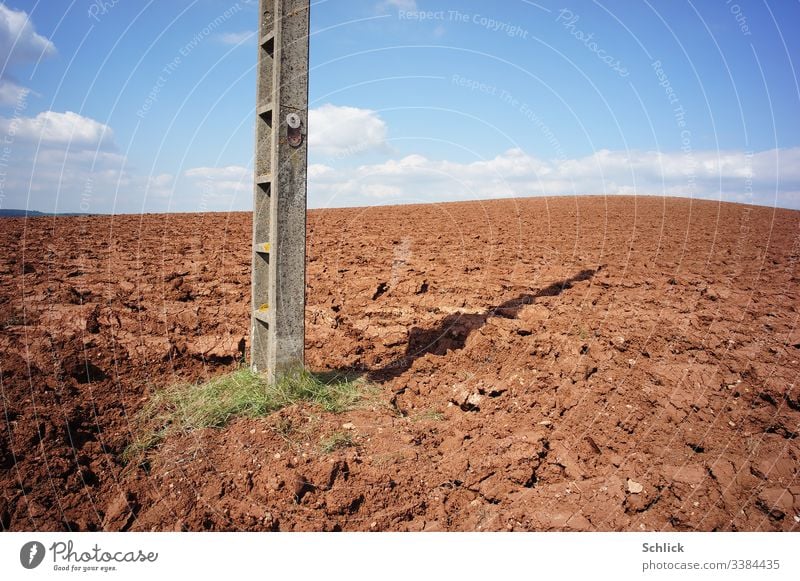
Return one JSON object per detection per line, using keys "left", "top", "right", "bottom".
{"left": 0, "top": 141, "right": 127, "bottom": 213}
{"left": 146, "top": 173, "right": 174, "bottom": 199}
{"left": 0, "top": 110, "right": 115, "bottom": 148}
{"left": 309, "top": 147, "right": 800, "bottom": 209}
{"left": 309, "top": 104, "right": 389, "bottom": 158}
{"left": 0, "top": 110, "right": 170, "bottom": 214}
{"left": 379, "top": 0, "right": 418, "bottom": 11}
{"left": 215, "top": 31, "right": 254, "bottom": 45}
{"left": 185, "top": 165, "right": 249, "bottom": 181}
{"left": 183, "top": 165, "right": 251, "bottom": 211}
{"left": 0, "top": 4, "right": 56, "bottom": 105}
{"left": 0, "top": 4, "right": 55, "bottom": 63}
{"left": 0, "top": 110, "right": 251, "bottom": 213}
{"left": 0, "top": 78, "right": 28, "bottom": 105}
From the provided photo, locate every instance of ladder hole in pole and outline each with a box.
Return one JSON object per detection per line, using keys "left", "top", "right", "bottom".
{"left": 256, "top": 113, "right": 272, "bottom": 175}
{"left": 258, "top": 106, "right": 273, "bottom": 129}
{"left": 256, "top": 180, "right": 271, "bottom": 195}
{"left": 262, "top": 34, "right": 275, "bottom": 56}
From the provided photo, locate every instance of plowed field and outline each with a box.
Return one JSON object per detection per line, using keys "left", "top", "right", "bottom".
{"left": 1, "top": 195, "right": 799, "bottom": 531}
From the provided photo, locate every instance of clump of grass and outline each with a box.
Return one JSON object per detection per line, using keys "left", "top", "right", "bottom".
{"left": 411, "top": 409, "right": 445, "bottom": 422}
{"left": 272, "top": 416, "right": 295, "bottom": 440}
{"left": 575, "top": 324, "right": 589, "bottom": 340}
{"left": 123, "top": 367, "right": 365, "bottom": 462}
{"left": 320, "top": 430, "right": 355, "bottom": 454}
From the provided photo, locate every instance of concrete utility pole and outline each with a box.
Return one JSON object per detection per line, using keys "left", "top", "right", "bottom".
{"left": 251, "top": 0, "right": 310, "bottom": 382}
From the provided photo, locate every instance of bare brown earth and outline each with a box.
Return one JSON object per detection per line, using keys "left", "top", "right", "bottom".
{"left": 1, "top": 195, "right": 799, "bottom": 532}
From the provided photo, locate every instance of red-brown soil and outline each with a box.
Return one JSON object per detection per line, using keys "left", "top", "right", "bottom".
{"left": 1, "top": 196, "right": 799, "bottom": 532}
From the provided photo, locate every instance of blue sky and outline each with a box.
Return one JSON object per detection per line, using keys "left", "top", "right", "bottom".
{"left": 0, "top": 0, "right": 798, "bottom": 213}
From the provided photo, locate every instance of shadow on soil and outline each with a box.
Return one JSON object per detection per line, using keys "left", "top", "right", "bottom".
{"left": 368, "top": 268, "right": 599, "bottom": 382}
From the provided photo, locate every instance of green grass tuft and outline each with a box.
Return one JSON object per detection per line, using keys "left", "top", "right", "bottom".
{"left": 123, "top": 367, "right": 366, "bottom": 462}
{"left": 411, "top": 409, "right": 445, "bottom": 422}
{"left": 320, "top": 430, "right": 356, "bottom": 453}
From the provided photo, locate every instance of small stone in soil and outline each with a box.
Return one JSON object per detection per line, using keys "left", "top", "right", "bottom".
{"left": 627, "top": 479, "right": 644, "bottom": 494}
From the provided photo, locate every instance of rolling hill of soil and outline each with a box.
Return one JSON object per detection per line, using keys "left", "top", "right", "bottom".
{"left": 1, "top": 195, "right": 799, "bottom": 531}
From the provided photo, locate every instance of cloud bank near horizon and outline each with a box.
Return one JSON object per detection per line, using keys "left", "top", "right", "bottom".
{"left": 308, "top": 144, "right": 799, "bottom": 209}
{"left": 2, "top": 102, "right": 798, "bottom": 213}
